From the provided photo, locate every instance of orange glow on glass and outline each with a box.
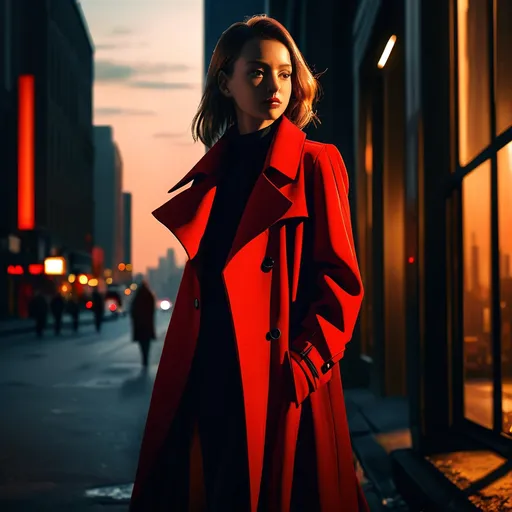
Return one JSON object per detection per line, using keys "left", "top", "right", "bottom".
{"left": 18, "top": 75, "right": 35, "bottom": 230}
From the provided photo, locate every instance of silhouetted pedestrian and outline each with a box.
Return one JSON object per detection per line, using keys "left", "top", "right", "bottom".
{"left": 130, "top": 281, "right": 156, "bottom": 368}
{"left": 29, "top": 291, "right": 48, "bottom": 338}
{"left": 67, "top": 296, "right": 80, "bottom": 332}
{"left": 50, "top": 293, "right": 65, "bottom": 335}
{"left": 91, "top": 289, "right": 104, "bottom": 332}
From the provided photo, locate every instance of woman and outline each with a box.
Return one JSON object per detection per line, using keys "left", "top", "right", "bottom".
{"left": 130, "top": 14, "right": 367, "bottom": 512}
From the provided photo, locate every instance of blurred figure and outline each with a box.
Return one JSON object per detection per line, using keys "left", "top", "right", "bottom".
{"left": 91, "top": 289, "right": 104, "bottom": 332}
{"left": 50, "top": 292, "right": 65, "bottom": 335}
{"left": 29, "top": 291, "right": 48, "bottom": 338}
{"left": 130, "top": 281, "right": 156, "bottom": 369}
{"left": 67, "top": 296, "right": 80, "bottom": 333}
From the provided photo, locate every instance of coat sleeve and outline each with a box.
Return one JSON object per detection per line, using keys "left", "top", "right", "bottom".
{"left": 289, "top": 143, "right": 363, "bottom": 406}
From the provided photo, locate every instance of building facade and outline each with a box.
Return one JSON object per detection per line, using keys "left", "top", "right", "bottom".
{"left": 93, "top": 126, "right": 124, "bottom": 283}
{"left": 264, "top": 0, "right": 511, "bottom": 507}
{"left": 0, "top": 0, "right": 94, "bottom": 318}
{"left": 122, "top": 192, "right": 132, "bottom": 282}
{"left": 268, "top": 0, "right": 366, "bottom": 382}
{"left": 203, "top": 0, "right": 269, "bottom": 81}
{"left": 351, "top": 0, "right": 512, "bottom": 507}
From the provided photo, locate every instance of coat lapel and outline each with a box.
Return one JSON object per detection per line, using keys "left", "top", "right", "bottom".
{"left": 152, "top": 116, "right": 309, "bottom": 264}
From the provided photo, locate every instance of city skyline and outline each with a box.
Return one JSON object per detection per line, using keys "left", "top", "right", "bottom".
{"left": 80, "top": 0, "right": 205, "bottom": 274}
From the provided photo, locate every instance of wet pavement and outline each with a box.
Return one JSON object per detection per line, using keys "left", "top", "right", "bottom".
{"left": 428, "top": 451, "right": 512, "bottom": 511}
{"left": 0, "top": 313, "right": 170, "bottom": 511}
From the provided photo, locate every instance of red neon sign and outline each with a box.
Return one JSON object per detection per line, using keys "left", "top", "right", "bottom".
{"left": 18, "top": 75, "right": 35, "bottom": 230}
{"left": 29, "top": 264, "right": 44, "bottom": 275}
{"left": 7, "top": 265, "right": 24, "bottom": 275}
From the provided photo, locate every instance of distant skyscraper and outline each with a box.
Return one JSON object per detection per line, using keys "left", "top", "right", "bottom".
{"left": 93, "top": 126, "right": 124, "bottom": 282}
{"left": 123, "top": 192, "right": 132, "bottom": 275}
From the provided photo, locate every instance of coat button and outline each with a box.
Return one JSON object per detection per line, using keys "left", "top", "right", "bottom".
{"left": 321, "top": 360, "right": 333, "bottom": 374}
{"left": 194, "top": 298, "right": 200, "bottom": 309}
{"left": 261, "top": 256, "right": 274, "bottom": 272}
{"left": 266, "top": 328, "right": 281, "bottom": 341}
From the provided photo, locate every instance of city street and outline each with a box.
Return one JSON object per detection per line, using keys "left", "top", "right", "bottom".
{"left": 0, "top": 311, "right": 171, "bottom": 511}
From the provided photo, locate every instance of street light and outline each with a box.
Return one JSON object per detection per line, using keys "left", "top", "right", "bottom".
{"left": 378, "top": 35, "right": 397, "bottom": 69}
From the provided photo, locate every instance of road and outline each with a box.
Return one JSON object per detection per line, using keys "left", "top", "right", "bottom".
{"left": 0, "top": 311, "right": 171, "bottom": 511}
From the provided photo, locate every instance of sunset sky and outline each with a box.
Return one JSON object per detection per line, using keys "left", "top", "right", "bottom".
{"left": 80, "top": 0, "right": 205, "bottom": 274}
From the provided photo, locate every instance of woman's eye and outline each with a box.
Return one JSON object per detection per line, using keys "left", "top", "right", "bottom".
{"left": 281, "top": 73, "right": 291, "bottom": 79}
{"left": 250, "top": 70, "right": 264, "bottom": 77}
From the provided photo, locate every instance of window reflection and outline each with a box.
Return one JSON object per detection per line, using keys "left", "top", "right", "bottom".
{"left": 463, "top": 160, "right": 492, "bottom": 429}
{"left": 457, "top": 0, "right": 490, "bottom": 166}
{"left": 495, "top": 0, "right": 512, "bottom": 135}
{"left": 498, "top": 142, "right": 512, "bottom": 435}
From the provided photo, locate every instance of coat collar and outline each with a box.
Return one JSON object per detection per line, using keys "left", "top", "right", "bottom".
{"left": 167, "top": 115, "right": 305, "bottom": 193}
{"left": 153, "top": 115, "right": 308, "bottom": 265}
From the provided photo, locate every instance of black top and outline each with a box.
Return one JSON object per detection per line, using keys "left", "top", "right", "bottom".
{"left": 190, "top": 118, "right": 280, "bottom": 414}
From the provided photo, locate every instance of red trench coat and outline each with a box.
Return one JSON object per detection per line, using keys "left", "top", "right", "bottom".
{"left": 130, "top": 116, "right": 368, "bottom": 512}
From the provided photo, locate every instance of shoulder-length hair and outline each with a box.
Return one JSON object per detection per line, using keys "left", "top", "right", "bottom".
{"left": 191, "top": 15, "right": 322, "bottom": 147}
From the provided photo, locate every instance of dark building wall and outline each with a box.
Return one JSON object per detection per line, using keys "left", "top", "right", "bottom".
{"left": 93, "top": 126, "right": 124, "bottom": 279}
{"left": 203, "top": 0, "right": 269, "bottom": 81}
{"left": 45, "top": 0, "right": 94, "bottom": 254}
{"left": 0, "top": 0, "right": 17, "bottom": 318}
{"left": 0, "top": 0, "right": 17, "bottom": 238}
{"left": 123, "top": 192, "right": 132, "bottom": 266}
{"left": 269, "top": 0, "right": 364, "bottom": 381}
{"left": 15, "top": 0, "right": 93, "bottom": 252}
{"left": 0, "top": 0, "right": 94, "bottom": 317}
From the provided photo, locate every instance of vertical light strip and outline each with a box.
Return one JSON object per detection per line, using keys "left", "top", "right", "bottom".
{"left": 18, "top": 74, "right": 35, "bottom": 230}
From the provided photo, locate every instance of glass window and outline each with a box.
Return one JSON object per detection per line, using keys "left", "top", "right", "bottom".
{"left": 498, "top": 142, "right": 512, "bottom": 435}
{"left": 462, "top": 160, "right": 492, "bottom": 429}
{"left": 495, "top": 0, "right": 512, "bottom": 135}
{"left": 457, "top": 0, "right": 491, "bottom": 166}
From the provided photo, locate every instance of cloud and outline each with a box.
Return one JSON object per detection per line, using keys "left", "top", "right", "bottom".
{"left": 95, "top": 107, "right": 156, "bottom": 117}
{"left": 129, "top": 81, "right": 197, "bottom": 90}
{"left": 110, "top": 26, "right": 133, "bottom": 36}
{"left": 95, "top": 61, "right": 133, "bottom": 81}
{"left": 153, "top": 131, "right": 189, "bottom": 139}
{"left": 95, "top": 42, "right": 148, "bottom": 51}
{"left": 95, "top": 43, "right": 118, "bottom": 51}
{"left": 94, "top": 60, "right": 193, "bottom": 84}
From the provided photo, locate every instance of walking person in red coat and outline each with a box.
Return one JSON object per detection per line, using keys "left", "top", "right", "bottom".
{"left": 130, "top": 14, "right": 368, "bottom": 512}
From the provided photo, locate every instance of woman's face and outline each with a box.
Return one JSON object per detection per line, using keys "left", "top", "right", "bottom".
{"left": 220, "top": 38, "right": 293, "bottom": 134}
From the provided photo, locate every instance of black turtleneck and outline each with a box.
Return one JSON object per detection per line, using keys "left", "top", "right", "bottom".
{"left": 190, "top": 118, "right": 280, "bottom": 414}
{"left": 197, "top": 118, "right": 279, "bottom": 283}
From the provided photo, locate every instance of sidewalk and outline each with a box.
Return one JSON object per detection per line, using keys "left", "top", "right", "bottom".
{"left": 0, "top": 311, "right": 115, "bottom": 337}
{"left": 345, "top": 389, "right": 410, "bottom": 511}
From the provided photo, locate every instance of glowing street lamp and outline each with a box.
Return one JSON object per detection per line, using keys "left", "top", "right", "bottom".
{"left": 378, "top": 35, "right": 397, "bottom": 69}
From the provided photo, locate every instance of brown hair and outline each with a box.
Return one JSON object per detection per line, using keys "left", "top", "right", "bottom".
{"left": 191, "top": 14, "right": 322, "bottom": 147}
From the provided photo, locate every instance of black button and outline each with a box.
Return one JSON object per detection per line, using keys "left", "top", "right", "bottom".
{"left": 261, "top": 256, "right": 274, "bottom": 272}
{"left": 194, "top": 298, "right": 200, "bottom": 309}
{"left": 266, "top": 328, "right": 281, "bottom": 341}
{"left": 321, "top": 360, "right": 333, "bottom": 374}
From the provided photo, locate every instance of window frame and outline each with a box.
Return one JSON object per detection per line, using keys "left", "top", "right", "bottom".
{"left": 450, "top": 0, "right": 512, "bottom": 443}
